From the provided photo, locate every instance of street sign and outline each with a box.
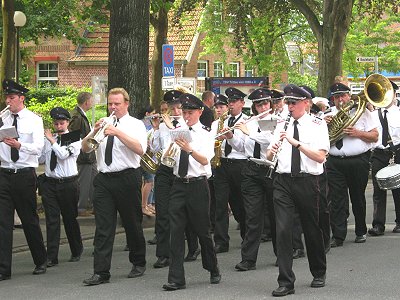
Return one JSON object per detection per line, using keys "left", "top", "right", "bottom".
{"left": 176, "top": 77, "right": 196, "bottom": 94}
{"left": 162, "top": 77, "right": 175, "bottom": 90}
{"left": 162, "top": 44, "right": 174, "bottom": 77}
{"left": 356, "top": 57, "right": 375, "bottom": 63}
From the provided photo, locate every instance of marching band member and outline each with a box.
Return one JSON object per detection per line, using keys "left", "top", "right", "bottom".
{"left": 151, "top": 90, "right": 200, "bottom": 269}
{"left": 82, "top": 88, "right": 147, "bottom": 285}
{"left": 326, "top": 82, "right": 378, "bottom": 247}
{"left": 267, "top": 84, "right": 329, "bottom": 296}
{"left": 369, "top": 81, "right": 400, "bottom": 236}
{"left": 163, "top": 93, "right": 220, "bottom": 291}
{"left": 214, "top": 87, "right": 248, "bottom": 253}
{"left": 39, "top": 107, "right": 83, "bottom": 267}
{"left": 0, "top": 79, "right": 47, "bottom": 280}
{"left": 226, "top": 88, "right": 276, "bottom": 271}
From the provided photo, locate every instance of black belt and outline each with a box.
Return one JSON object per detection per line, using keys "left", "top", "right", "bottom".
{"left": 374, "top": 145, "right": 400, "bottom": 153}
{"left": 248, "top": 160, "right": 269, "bottom": 169}
{"left": 174, "top": 175, "right": 207, "bottom": 184}
{"left": 46, "top": 175, "right": 78, "bottom": 184}
{"left": 279, "top": 173, "right": 315, "bottom": 178}
{"left": 0, "top": 167, "right": 34, "bottom": 174}
{"left": 220, "top": 158, "right": 247, "bottom": 164}
{"left": 101, "top": 168, "right": 136, "bottom": 177}
{"left": 329, "top": 152, "right": 369, "bottom": 159}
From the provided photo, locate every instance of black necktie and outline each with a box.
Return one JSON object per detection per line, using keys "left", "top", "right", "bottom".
{"left": 104, "top": 120, "right": 118, "bottom": 166}
{"left": 335, "top": 138, "right": 343, "bottom": 150}
{"left": 11, "top": 114, "right": 19, "bottom": 162}
{"left": 50, "top": 136, "right": 60, "bottom": 171}
{"left": 178, "top": 127, "right": 192, "bottom": 177}
{"left": 224, "top": 116, "right": 235, "bottom": 156}
{"left": 172, "top": 119, "right": 179, "bottom": 128}
{"left": 253, "top": 128, "right": 261, "bottom": 159}
{"left": 291, "top": 120, "right": 301, "bottom": 175}
{"left": 382, "top": 109, "right": 389, "bottom": 147}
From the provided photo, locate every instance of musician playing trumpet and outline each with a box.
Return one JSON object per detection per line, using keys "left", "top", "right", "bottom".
{"left": 369, "top": 80, "right": 400, "bottom": 236}
{"left": 266, "top": 84, "right": 329, "bottom": 296}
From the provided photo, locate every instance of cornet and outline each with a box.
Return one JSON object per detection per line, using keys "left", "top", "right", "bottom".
{"left": 86, "top": 111, "right": 118, "bottom": 151}
{"left": 0, "top": 105, "right": 11, "bottom": 121}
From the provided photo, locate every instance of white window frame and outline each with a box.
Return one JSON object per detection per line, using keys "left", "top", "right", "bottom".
{"left": 229, "top": 62, "right": 239, "bottom": 77}
{"left": 36, "top": 62, "right": 58, "bottom": 86}
{"left": 214, "top": 62, "right": 224, "bottom": 77}
{"left": 197, "top": 60, "right": 208, "bottom": 79}
{"left": 244, "top": 65, "right": 254, "bottom": 77}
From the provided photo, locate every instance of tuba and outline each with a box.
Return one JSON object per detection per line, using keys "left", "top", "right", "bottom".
{"left": 328, "top": 74, "right": 394, "bottom": 145}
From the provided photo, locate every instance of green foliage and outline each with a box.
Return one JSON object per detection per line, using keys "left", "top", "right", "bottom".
{"left": 287, "top": 71, "right": 318, "bottom": 95}
{"left": 25, "top": 86, "right": 91, "bottom": 128}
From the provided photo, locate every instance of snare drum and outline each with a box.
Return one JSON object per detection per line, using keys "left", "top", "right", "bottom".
{"left": 375, "top": 164, "right": 400, "bottom": 190}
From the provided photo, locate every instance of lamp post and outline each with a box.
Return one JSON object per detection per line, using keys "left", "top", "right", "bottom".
{"left": 14, "top": 11, "right": 27, "bottom": 84}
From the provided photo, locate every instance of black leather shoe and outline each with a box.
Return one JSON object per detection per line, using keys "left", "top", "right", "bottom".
{"left": 0, "top": 274, "right": 11, "bottom": 281}
{"left": 153, "top": 257, "right": 169, "bottom": 268}
{"left": 292, "top": 249, "right": 305, "bottom": 259}
{"left": 355, "top": 234, "right": 366, "bottom": 243}
{"left": 128, "top": 265, "right": 146, "bottom": 278}
{"left": 260, "top": 234, "right": 272, "bottom": 242}
{"left": 330, "top": 238, "right": 343, "bottom": 248}
{"left": 184, "top": 249, "right": 201, "bottom": 262}
{"left": 393, "top": 223, "right": 400, "bottom": 233}
{"left": 83, "top": 274, "right": 110, "bottom": 286}
{"left": 46, "top": 260, "right": 58, "bottom": 268}
{"left": 69, "top": 247, "right": 83, "bottom": 262}
{"left": 32, "top": 264, "right": 47, "bottom": 275}
{"left": 368, "top": 226, "right": 384, "bottom": 236}
{"left": 272, "top": 286, "right": 295, "bottom": 297}
{"left": 210, "top": 270, "right": 221, "bottom": 284}
{"left": 311, "top": 275, "right": 326, "bottom": 288}
{"left": 214, "top": 244, "right": 229, "bottom": 254}
{"left": 147, "top": 236, "right": 157, "bottom": 245}
{"left": 162, "top": 282, "right": 186, "bottom": 291}
{"left": 235, "top": 260, "right": 256, "bottom": 271}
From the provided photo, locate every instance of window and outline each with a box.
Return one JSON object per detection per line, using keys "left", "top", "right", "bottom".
{"left": 214, "top": 62, "right": 224, "bottom": 77}
{"left": 37, "top": 62, "right": 58, "bottom": 86}
{"left": 244, "top": 65, "right": 254, "bottom": 77}
{"left": 197, "top": 61, "right": 208, "bottom": 79}
{"left": 229, "top": 62, "right": 239, "bottom": 77}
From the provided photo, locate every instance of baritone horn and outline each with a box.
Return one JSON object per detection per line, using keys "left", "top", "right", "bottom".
{"left": 86, "top": 111, "right": 118, "bottom": 151}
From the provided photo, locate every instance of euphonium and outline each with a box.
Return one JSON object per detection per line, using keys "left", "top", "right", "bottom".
{"left": 211, "top": 110, "right": 229, "bottom": 168}
{"left": 140, "top": 148, "right": 163, "bottom": 174}
{"left": 86, "top": 111, "right": 118, "bottom": 151}
{"left": 329, "top": 74, "right": 394, "bottom": 145}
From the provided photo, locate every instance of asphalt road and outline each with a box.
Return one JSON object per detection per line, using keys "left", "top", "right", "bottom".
{"left": 2, "top": 180, "right": 400, "bottom": 300}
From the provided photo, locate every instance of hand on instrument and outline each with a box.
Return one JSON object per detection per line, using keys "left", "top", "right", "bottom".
{"left": 218, "top": 127, "right": 233, "bottom": 139}
{"left": 324, "top": 115, "right": 332, "bottom": 124}
{"left": 342, "top": 125, "right": 360, "bottom": 137}
{"left": 175, "top": 138, "right": 192, "bottom": 153}
{"left": 44, "top": 129, "right": 56, "bottom": 144}
{"left": 235, "top": 122, "right": 249, "bottom": 136}
{"left": 3, "top": 137, "right": 21, "bottom": 149}
{"left": 104, "top": 124, "right": 119, "bottom": 137}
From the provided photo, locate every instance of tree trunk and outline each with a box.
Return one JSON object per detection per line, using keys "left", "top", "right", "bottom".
{"left": 150, "top": 6, "right": 168, "bottom": 111}
{"left": 1, "top": 0, "right": 15, "bottom": 105}
{"left": 108, "top": 0, "right": 150, "bottom": 117}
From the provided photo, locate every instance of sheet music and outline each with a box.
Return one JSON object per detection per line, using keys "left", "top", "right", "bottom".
{"left": 169, "top": 128, "right": 192, "bottom": 143}
{"left": 258, "top": 119, "right": 278, "bottom": 132}
{"left": 0, "top": 125, "right": 19, "bottom": 141}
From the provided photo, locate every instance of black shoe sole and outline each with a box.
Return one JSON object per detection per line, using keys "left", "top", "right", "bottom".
{"left": 83, "top": 279, "right": 109, "bottom": 286}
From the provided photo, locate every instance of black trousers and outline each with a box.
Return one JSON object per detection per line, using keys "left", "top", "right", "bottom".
{"left": 241, "top": 162, "right": 275, "bottom": 263}
{"left": 0, "top": 169, "right": 47, "bottom": 276}
{"left": 214, "top": 159, "right": 246, "bottom": 247}
{"left": 41, "top": 177, "right": 83, "bottom": 262}
{"left": 154, "top": 165, "right": 198, "bottom": 259}
{"left": 371, "top": 150, "right": 400, "bottom": 229}
{"left": 326, "top": 153, "right": 369, "bottom": 240}
{"left": 273, "top": 174, "right": 326, "bottom": 288}
{"left": 93, "top": 168, "right": 146, "bottom": 276}
{"left": 168, "top": 177, "right": 218, "bottom": 285}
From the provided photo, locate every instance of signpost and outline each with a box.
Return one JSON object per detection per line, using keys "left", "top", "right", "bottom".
{"left": 356, "top": 56, "right": 378, "bottom": 73}
{"left": 162, "top": 44, "right": 174, "bottom": 77}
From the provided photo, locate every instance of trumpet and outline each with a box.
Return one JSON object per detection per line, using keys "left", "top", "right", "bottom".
{"left": 0, "top": 105, "right": 11, "bottom": 120}
{"left": 86, "top": 111, "right": 118, "bottom": 151}
{"left": 214, "top": 108, "right": 272, "bottom": 139}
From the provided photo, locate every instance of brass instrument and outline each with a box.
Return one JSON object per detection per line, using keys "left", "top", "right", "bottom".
{"left": 0, "top": 105, "right": 11, "bottom": 121}
{"left": 86, "top": 111, "right": 118, "bottom": 151}
{"left": 329, "top": 73, "right": 393, "bottom": 145}
{"left": 211, "top": 110, "right": 229, "bottom": 168}
{"left": 160, "top": 115, "right": 187, "bottom": 167}
{"left": 140, "top": 148, "right": 162, "bottom": 174}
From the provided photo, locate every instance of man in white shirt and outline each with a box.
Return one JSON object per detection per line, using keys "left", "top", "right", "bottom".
{"left": 39, "top": 107, "right": 83, "bottom": 267}
{"left": 82, "top": 88, "right": 147, "bottom": 285}
{"left": 0, "top": 79, "right": 47, "bottom": 280}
